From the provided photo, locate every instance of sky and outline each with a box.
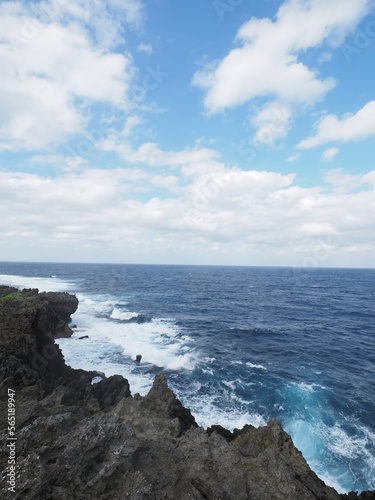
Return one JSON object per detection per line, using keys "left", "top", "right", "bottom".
{"left": 0, "top": 0, "right": 375, "bottom": 267}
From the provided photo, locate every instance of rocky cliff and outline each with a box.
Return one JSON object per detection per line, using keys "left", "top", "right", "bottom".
{"left": 0, "top": 287, "right": 373, "bottom": 500}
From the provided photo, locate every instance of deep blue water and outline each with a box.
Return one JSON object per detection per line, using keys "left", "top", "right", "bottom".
{"left": 0, "top": 262, "right": 374, "bottom": 493}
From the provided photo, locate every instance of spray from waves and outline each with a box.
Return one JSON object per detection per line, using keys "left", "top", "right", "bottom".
{"left": 171, "top": 377, "right": 267, "bottom": 431}
{"left": 110, "top": 307, "right": 139, "bottom": 321}
{"left": 281, "top": 381, "right": 375, "bottom": 493}
{"left": 60, "top": 293, "right": 198, "bottom": 382}
{"left": 231, "top": 360, "right": 267, "bottom": 371}
{"left": 0, "top": 274, "right": 75, "bottom": 292}
{"left": 57, "top": 333, "right": 155, "bottom": 395}
{"left": 245, "top": 362, "right": 267, "bottom": 371}
{"left": 166, "top": 357, "right": 269, "bottom": 433}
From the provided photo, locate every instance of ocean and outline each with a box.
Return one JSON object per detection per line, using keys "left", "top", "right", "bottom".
{"left": 0, "top": 261, "right": 374, "bottom": 494}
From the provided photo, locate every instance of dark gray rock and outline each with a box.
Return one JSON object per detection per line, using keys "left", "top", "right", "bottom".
{"left": 38, "top": 291, "right": 78, "bottom": 324}
{"left": 0, "top": 285, "right": 19, "bottom": 298}
{"left": 92, "top": 374, "right": 131, "bottom": 409}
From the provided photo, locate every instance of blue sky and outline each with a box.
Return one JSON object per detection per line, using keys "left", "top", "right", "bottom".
{"left": 0, "top": 0, "right": 375, "bottom": 267}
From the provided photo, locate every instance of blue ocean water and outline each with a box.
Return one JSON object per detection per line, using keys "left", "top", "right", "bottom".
{"left": 0, "top": 262, "right": 374, "bottom": 493}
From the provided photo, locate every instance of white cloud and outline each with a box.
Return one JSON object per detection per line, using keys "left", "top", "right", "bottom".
{"left": 0, "top": 1, "right": 135, "bottom": 151}
{"left": 322, "top": 147, "right": 339, "bottom": 161}
{"left": 149, "top": 175, "right": 182, "bottom": 195}
{"left": 286, "top": 153, "right": 301, "bottom": 162}
{"left": 33, "top": 0, "right": 144, "bottom": 45}
{"left": 298, "top": 222, "right": 337, "bottom": 236}
{"left": 122, "top": 116, "right": 143, "bottom": 137}
{"left": 138, "top": 43, "right": 153, "bottom": 54}
{"left": 112, "top": 0, "right": 144, "bottom": 26}
{"left": 298, "top": 100, "right": 375, "bottom": 149}
{"left": 1, "top": 161, "right": 375, "bottom": 266}
{"left": 28, "top": 154, "right": 89, "bottom": 172}
{"left": 251, "top": 102, "right": 292, "bottom": 146}
{"left": 193, "top": 0, "right": 370, "bottom": 114}
{"left": 100, "top": 138, "right": 220, "bottom": 168}
{"left": 317, "top": 51, "right": 333, "bottom": 63}
{"left": 324, "top": 168, "right": 375, "bottom": 192}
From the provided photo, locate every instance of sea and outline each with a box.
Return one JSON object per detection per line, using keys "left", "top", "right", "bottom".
{"left": 0, "top": 261, "right": 374, "bottom": 494}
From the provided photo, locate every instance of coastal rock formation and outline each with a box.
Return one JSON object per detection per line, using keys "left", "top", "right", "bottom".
{"left": 38, "top": 291, "right": 78, "bottom": 330}
{"left": 0, "top": 287, "right": 373, "bottom": 499}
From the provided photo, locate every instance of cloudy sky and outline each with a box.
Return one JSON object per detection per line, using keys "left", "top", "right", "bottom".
{"left": 1, "top": 0, "right": 375, "bottom": 267}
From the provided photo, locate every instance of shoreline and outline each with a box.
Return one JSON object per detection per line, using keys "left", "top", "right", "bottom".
{"left": 0, "top": 285, "right": 374, "bottom": 499}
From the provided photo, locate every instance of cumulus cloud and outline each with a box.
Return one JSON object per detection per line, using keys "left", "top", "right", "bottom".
{"left": 322, "top": 147, "right": 339, "bottom": 161}
{"left": 298, "top": 100, "right": 375, "bottom": 149}
{"left": 1, "top": 161, "right": 375, "bottom": 265}
{"left": 31, "top": 0, "right": 144, "bottom": 44}
{"left": 192, "top": 0, "right": 371, "bottom": 146}
{"left": 324, "top": 168, "right": 375, "bottom": 192}
{"left": 28, "top": 154, "right": 89, "bottom": 172}
{"left": 0, "top": 1, "right": 137, "bottom": 151}
{"left": 251, "top": 102, "right": 292, "bottom": 146}
{"left": 193, "top": 0, "right": 370, "bottom": 114}
{"left": 100, "top": 138, "right": 220, "bottom": 168}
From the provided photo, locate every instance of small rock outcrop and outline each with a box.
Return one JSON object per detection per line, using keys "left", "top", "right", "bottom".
{"left": 0, "top": 287, "right": 373, "bottom": 499}
{"left": 38, "top": 291, "right": 78, "bottom": 324}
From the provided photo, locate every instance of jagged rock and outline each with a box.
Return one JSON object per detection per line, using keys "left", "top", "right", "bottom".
{"left": 92, "top": 374, "right": 131, "bottom": 409}
{"left": 0, "top": 288, "right": 71, "bottom": 385}
{"left": 1, "top": 287, "right": 374, "bottom": 500}
{"left": 38, "top": 291, "right": 78, "bottom": 324}
{"left": 207, "top": 423, "right": 255, "bottom": 441}
{"left": 141, "top": 373, "right": 198, "bottom": 434}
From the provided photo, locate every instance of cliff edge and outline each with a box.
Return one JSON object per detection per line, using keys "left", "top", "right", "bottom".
{"left": 0, "top": 287, "right": 373, "bottom": 500}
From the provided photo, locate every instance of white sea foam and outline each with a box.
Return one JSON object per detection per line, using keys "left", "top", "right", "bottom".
{"left": 201, "top": 367, "right": 214, "bottom": 376}
{"left": 173, "top": 384, "right": 267, "bottom": 430}
{"left": 304, "top": 421, "right": 375, "bottom": 493}
{"left": 76, "top": 295, "right": 117, "bottom": 316}
{"left": 110, "top": 307, "right": 139, "bottom": 321}
{"left": 195, "top": 403, "right": 266, "bottom": 430}
{"left": 246, "top": 362, "right": 267, "bottom": 371}
{"left": 230, "top": 360, "right": 267, "bottom": 371}
{"left": 62, "top": 293, "right": 197, "bottom": 374}
{"left": 202, "top": 357, "right": 217, "bottom": 363}
{"left": 0, "top": 274, "right": 74, "bottom": 292}
{"left": 57, "top": 333, "right": 155, "bottom": 395}
{"left": 222, "top": 380, "right": 237, "bottom": 391}
{"left": 290, "top": 381, "right": 327, "bottom": 392}
{"left": 283, "top": 383, "right": 375, "bottom": 493}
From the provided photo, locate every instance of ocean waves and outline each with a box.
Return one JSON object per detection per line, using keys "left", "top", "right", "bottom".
{"left": 1, "top": 263, "right": 374, "bottom": 494}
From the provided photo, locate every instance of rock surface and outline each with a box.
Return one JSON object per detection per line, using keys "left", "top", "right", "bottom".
{"left": 0, "top": 287, "right": 373, "bottom": 499}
